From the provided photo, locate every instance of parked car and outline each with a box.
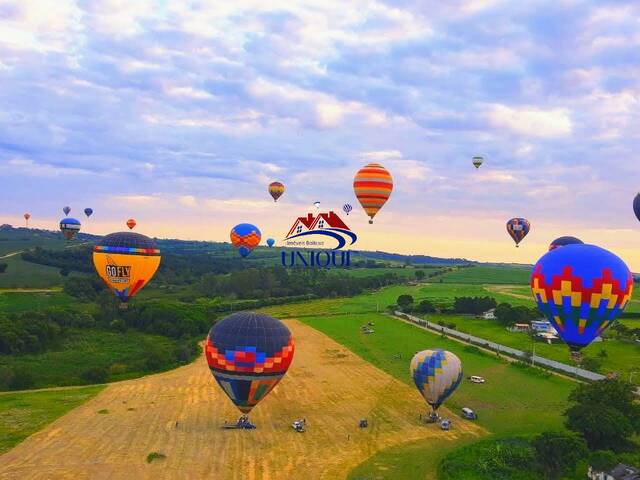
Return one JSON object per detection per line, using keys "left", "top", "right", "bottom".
{"left": 440, "top": 419, "right": 451, "bottom": 430}
{"left": 469, "top": 375, "right": 486, "bottom": 384}
{"left": 462, "top": 407, "right": 477, "bottom": 420}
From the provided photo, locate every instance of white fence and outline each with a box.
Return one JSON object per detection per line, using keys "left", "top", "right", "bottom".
{"left": 395, "top": 311, "right": 606, "bottom": 382}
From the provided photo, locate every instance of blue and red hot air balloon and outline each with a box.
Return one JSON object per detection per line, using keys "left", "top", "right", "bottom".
{"left": 506, "top": 217, "right": 530, "bottom": 247}
{"left": 205, "top": 312, "right": 294, "bottom": 419}
{"left": 549, "top": 236, "right": 583, "bottom": 251}
{"left": 60, "top": 217, "right": 81, "bottom": 240}
{"left": 230, "top": 223, "right": 261, "bottom": 258}
{"left": 531, "top": 244, "right": 633, "bottom": 353}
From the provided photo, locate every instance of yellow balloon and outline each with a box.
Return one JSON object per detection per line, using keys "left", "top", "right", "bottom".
{"left": 93, "top": 232, "right": 161, "bottom": 303}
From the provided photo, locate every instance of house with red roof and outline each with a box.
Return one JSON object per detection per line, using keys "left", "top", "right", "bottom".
{"left": 286, "top": 211, "right": 350, "bottom": 238}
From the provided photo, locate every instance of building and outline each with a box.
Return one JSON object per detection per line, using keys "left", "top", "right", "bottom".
{"left": 535, "top": 331, "right": 560, "bottom": 344}
{"left": 286, "top": 211, "right": 350, "bottom": 238}
{"left": 482, "top": 309, "right": 496, "bottom": 320}
{"left": 531, "top": 320, "right": 556, "bottom": 333}
{"left": 509, "top": 323, "right": 530, "bottom": 332}
{"left": 588, "top": 463, "right": 640, "bottom": 480}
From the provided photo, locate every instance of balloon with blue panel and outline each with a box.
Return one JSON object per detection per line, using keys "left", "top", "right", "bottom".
{"left": 205, "top": 312, "right": 294, "bottom": 416}
{"left": 60, "top": 217, "right": 81, "bottom": 240}
{"left": 549, "top": 236, "right": 583, "bottom": 251}
{"left": 92, "top": 231, "right": 161, "bottom": 304}
{"left": 230, "top": 223, "right": 261, "bottom": 258}
{"left": 530, "top": 244, "right": 633, "bottom": 352}
{"left": 410, "top": 349, "right": 463, "bottom": 413}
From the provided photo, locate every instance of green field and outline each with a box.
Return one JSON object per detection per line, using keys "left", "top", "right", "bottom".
{"left": 0, "top": 255, "right": 68, "bottom": 289}
{"left": 439, "top": 266, "right": 531, "bottom": 284}
{"left": 0, "top": 386, "right": 103, "bottom": 454}
{"left": 0, "top": 329, "right": 191, "bottom": 390}
{"left": 0, "top": 291, "right": 74, "bottom": 313}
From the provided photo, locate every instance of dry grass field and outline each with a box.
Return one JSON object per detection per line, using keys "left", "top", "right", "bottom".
{"left": 0, "top": 320, "right": 483, "bottom": 480}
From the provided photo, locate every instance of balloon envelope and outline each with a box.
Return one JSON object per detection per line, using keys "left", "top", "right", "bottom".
{"left": 60, "top": 217, "right": 81, "bottom": 240}
{"left": 634, "top": 193, "right": 640, "bottom": 222}
{"left": 84, "top": 208, "right": 93, "bottom": 217}
{"left": 343, "top": 204, "right": 352, "bottom": 215}
{"left": 472, "top": 156, "right": 483, "bottom": 168}
{"left": 268, "top": 182, "right": 285, "bottom": 202}
{"left": 353, "top": 163, "right": 393, "bottom": 224}
{"left": 205, "top": 312, "right": 294, "bottom": 414}
{"left": 531, "top": 244, "right": 633, "bottom": 352}
{"left": 63, "top": 206, "right": 71, "bottom": 215}
{"left": 230, "top": 223, "right": 261, "bottom": 257}
{"left": 506, "top": 217, "right": 530, "bottom": 246}
{"left": 267, "top": 238, "right": 275, "bottom": 248}
{"left": 126, "top": 219, "right": 136, "bottom": 230}
{"left": 549, "top": 236, "right": 583, "bottom": 251}
{"left": 93, "top": 232, "right": 161, "bottom": 303}
{"left": 410, "top": 350, "right": 462, "bottom": 412}
{"left": 24, "top": 213, "right": 31, "bottom": 220}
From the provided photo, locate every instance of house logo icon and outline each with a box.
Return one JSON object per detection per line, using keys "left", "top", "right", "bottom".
{"left": 284, "top": 211, "right": 357, "bottom": 250}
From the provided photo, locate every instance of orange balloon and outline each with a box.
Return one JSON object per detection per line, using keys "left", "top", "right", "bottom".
{"left": 127, "top": 219, "right": 137, "bottom": 230}
{"left": 353, "top": 163, "right": 393, "bottom": 224}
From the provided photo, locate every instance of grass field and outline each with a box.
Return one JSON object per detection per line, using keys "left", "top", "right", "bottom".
{"left": 439, "top": 266, "right": 531, "bottom": 284}
{"left": 0, "top": 386, "right": 103, "bottom": 455}
{"left": 0, "top": 291, "right": 73, "bottom": 313}
{"left": 0, "top": 321, "right": 483, "bottom": 479}
{"left": 0, "top": 329, "right": 189, "bottom": 390}
{"left": 0, "top": 255, "right": 67, "bottom": 289}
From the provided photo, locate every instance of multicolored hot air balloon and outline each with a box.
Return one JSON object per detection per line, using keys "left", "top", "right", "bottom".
{"left": 506, "top": 217, "right": 530, "bottom": 247}
{"left": 23, "top": 213, "right": 31, "bottom": 227}
{"left": 267, "top": 238, "right": 275, "bottom": 248}
{"left": 126, "top": 218, "right": 136, "bottom": 230}
{"left": 63, "top": 206, "right": 71, "bottom": 215}
{"left": 205, "top": 312, "right": 294, "bottom": 416}
{"left": 343, "top": 204, "right": 352, "bottom": 215}
{"left": 472, "top": 156, "right": 483, "bottom": 169}
{"left": 230, "top": 223, "right": 261, "bottom": 258}
{"left": 268, "top": 182, "right": 285, "bottom": 202}
{"left": 410, "top": 350, "right": 462, "bottom": 413}
{"left": 84, "top": 208, "right": 93, "bottom": 218}
{"left": 634, "top": 193, "right": 640, "bottom": 222}
{"left": 549, "top": 236, "right": 583, "bottom": 251}
{"left": 60, "top": 218, "right": 81, "bottom": 240}
{"left": 93, "top": 231, "right": 161, "bottom": 303}
{"left": 353, "top": 163, "right": 393, "bottom": 224}
{"left": 531, "top": 244, "right": 633, "bottom": 353}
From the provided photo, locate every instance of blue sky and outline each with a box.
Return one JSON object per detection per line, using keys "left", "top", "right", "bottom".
{"left": 1, "top": 0, "right": 639, "bottom": 267}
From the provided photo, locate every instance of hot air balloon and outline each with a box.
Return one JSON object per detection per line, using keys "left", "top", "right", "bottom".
{"left": 205, "top": 312, "right": 294, "bottom": 421}
{"left": 23, "top": 213, "right": 31, "bottom": 227}
{"left": 634, "top": 193, "right": 640, "bottom": 222}
{"left": 93, "top": 231, "right": 161, "bottom": 304}
{"left": 268, "top": 182, "right": 285, "bottom": 202}
{"left": 410, "top": 350, "right": 462, "bottom": 414}
{"left": 343, "top": 204, "right": 352, "bottom": 215}
{"left": 63, "top": 206, "right": 71, "bottom": 215}
{"left": 126, "top": 218, "right": 136, "bottom": 230}
{"left": 313, "top": 201, "right": 321, "bottom": 210}
{"left": 60, "top": 218, "right": 81, "bottom": 240}
{"left": 531, "top": 244, "right": 633, "bottom": 353}
{"left": 230, "top": 223, "right": 261, "bottom": 258}
{"left": 472, "top": 156, "right": 483, "bottom": 169}
{"left": 84, "top": 208, "right": 93, "bottom": 218}
{"left": 353, "top": 163, "right": 393, "bottom": 224}
{"left": 267, "top": 238, "right": 275, "bottom": 248}
{"left": 549, "top": 236, "right": 583, "bottom": 251}
{"left": 506, "top": 217, "right": 530, "bottom": 247}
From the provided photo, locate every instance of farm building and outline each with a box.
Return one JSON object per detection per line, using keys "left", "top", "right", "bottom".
{"left": 509, "top": 323, "right": 530, "bottom": 332}
{"left": 531, "top": 320, "right": 555, "bottom": 333}
{"left": 588, "top": 463, "right": 640, "bottom": 480}
{"left": 482, "top": 309, "right": 496, "bottom": 320}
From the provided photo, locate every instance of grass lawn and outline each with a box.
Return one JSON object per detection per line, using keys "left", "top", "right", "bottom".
{"left": 0, "top": 255, "right": 68, "bottom": 289}
{"left": 0, "top": 386, "right": 103, "bottom": 455}
{"left": 439, "top": 266, "right": 531, "bottom": 284}
{"left": 0, "top": 291, "right": 75, "bottom": 313}
{"left": 0, "top": 329, "right": 189, "bottom": 389}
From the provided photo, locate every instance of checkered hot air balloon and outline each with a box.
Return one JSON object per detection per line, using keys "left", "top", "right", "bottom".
{"left": 60, "top": 217, "right": 81, "bottom": 240}
{"left": 230, "top": 223, "right": 261, "bottom": 258}
{"left": 268, "top": 181, "right": 285, "bottom": 202}
{"left": 531, "top": 244, "right": 633, "bottom": 353}
{"left": 205, "top": 312, "right": 294, "bottom": 416}
{"left": 353, "top": 163, "right": 393, "bottom": 224}
{"left": 410, "top": 350, "right": 462, "bottom": 413}
{"left": 506, "top": 217, "right": 530, "bottom": 247}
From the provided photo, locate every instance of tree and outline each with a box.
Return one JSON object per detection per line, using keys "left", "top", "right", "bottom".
{"left": 415, "top": 299, "right": 436, "bottom": 314}
{"left": 81, "top": 366, "right": 109, "bottom": 384}
{"left": 0, "top": 262, "right": 7, "bottom": 273}
{"left": 415, "top": 270, "right": 426, "bottom": 281}
{"left": 581, "top": 357, "right": 603, "bottom": 373}
{"left": 396, "top": 294, "right": 414, "bottom": 310}
{"left": 589, "top": 450, "right": 618, "bottom": 472}
{"left": 564, "top": 379, "right": 640, "bottom": 451}
{"left": 532, "top": 431, "right": 588, "bottom": 480}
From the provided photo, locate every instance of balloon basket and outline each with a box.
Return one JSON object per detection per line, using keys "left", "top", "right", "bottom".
{"left": 369, "top": 219, "right": 373, "bottom": 224}
{"left": 222, "top": 415, "right": 256, "bottom": 430}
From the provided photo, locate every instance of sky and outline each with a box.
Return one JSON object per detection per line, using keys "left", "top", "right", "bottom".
{"left": 1, "top": 0, "right": 640, "bottom": 268}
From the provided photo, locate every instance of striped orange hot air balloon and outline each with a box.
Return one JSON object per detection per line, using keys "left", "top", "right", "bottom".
{"left": 353, "top": 163, "right": 393, "bottom": 224}
{"left": 268, "top": 181, "right": 285, "bottom": 202}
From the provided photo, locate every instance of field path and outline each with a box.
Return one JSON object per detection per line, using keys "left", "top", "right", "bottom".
{"left": 0, "top": 320, "right": 483, "bottom": 480}
{"left": 0, "top": 251, "right": 22, "bottom": 260}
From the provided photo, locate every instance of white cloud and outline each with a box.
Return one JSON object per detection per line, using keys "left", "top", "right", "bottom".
{"left": 178, "top": 195, "right": 197, "bottom": 207}
{"left": 486, "top": 104, "right": 573, "bottom": 138}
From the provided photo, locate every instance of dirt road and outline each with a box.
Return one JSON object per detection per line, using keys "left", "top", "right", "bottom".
{"left": 0, "top": 320, "right": 483, "bottom": 480}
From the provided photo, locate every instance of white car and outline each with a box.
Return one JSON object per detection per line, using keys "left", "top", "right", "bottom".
{"left": 469, "top": 375, "right": 485, "bottom": 384}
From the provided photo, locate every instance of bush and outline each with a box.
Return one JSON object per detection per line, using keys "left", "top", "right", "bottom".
{"left": 81, "top": 366, "right": 109, "bottom": 384}
{"left": 0, "top": 262, "right": 7, "bottom": 273}
{"left": 144, "top": 348, "right": 166, "bottom": 371}
{"left": 109, "top": 363, "right": 128, "bottom": 375}
{"left": 589, "top": 450, "right": 618, "bottom": 472}
{"left": 8, "top": 367, "right": 35, "bottom": 390}
{"left": 147, "top": 452, "right": 166, "bottom": 463}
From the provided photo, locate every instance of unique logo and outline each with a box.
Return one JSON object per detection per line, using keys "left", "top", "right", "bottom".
{"left": 281, "top": 211, "right": 356, "bottom": 268}
{"left": 105, "top": 258, "right": 131, "bottom": 284}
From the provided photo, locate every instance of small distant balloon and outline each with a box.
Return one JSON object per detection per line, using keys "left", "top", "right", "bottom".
{"left": 268, "top": 182, "right": 285, "bottom": 202}
{"left": 267, "top": 238, "right": 275, "bottom": 248}
{"left": 84, "top": 208, "right": 93, "bottom": 218}
{"left": 60, "top": 217, "right": 81, "bottom": 240}
{"left": 230, "top": 223, "right": 261, "bottom": 258}
{"left": 633, "top": 193, "right": 640, "bottom": 222}
{"left": 472, "top": 156, "right": 483, "bottom": 169}
{"left": 549, "top": 236, "right": 583, "bottom": 251}
{"left": 314, "top": 201, "right": 321, "bottom": 210}
{"left": 24, "top": 213, "right": 31, "bottom": 227}
{"left": 354, "top": 163, "right": 393, "bottom": 224}
{"left": 506, "top": 217, "right": 530, "bottom": 247}
{"left": 343, "top": 204, "right": 352, "bottom": 215}
{"left": 63, "top": 206, "right": 71, "bottom": 215}
{"left": 126, "top": 219, "right": 136, "bottom": 230}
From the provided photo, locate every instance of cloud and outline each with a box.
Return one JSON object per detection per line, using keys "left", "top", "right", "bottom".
{"left": 485, "top": 104, "right": 573, "bottom": 138}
